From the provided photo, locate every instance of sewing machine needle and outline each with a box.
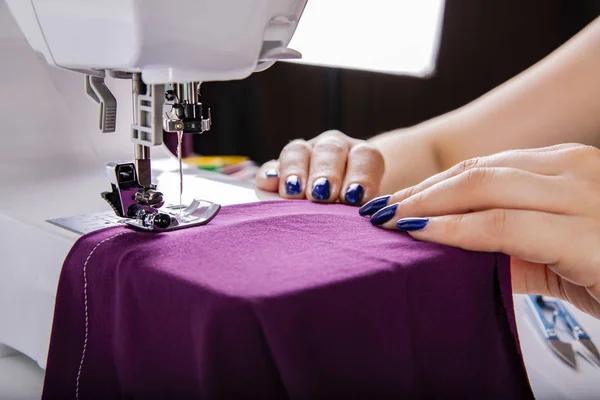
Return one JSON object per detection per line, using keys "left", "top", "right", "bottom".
{"left": 177, "top": 130, "right": 183, "bottom": 215}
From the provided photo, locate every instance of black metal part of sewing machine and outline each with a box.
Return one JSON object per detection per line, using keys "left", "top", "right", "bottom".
{"left": 85, "top": 71, "right": 221, "bottom": 231}
{"left": 101, "top": 162, "right": 170, "bottom": 228}
{"left": 100, "top": 161, "right": 221, "bottom": 232}
{"left": 163, "top": 83, "right": 212, "bottom": 134}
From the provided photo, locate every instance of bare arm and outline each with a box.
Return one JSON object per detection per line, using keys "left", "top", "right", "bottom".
{"left": 370, "top": 16, "right": 600, "bottom": 194}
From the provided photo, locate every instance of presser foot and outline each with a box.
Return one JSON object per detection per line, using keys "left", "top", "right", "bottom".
{"left": 102, "top": 162, "right": 220, "bottom": 232}
{"left": 123, "top": 199, "right": 221, "bottom": 232}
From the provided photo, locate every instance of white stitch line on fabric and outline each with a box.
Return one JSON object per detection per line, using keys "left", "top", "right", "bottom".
{"left": 76, "top": 232, "right": 128, "bottom": 400}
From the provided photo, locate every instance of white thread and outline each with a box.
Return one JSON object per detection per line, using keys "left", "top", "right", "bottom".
{"left": 76, "top": 232, "right": 127, "bottom": 399}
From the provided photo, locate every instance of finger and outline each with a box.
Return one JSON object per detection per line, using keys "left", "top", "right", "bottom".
{"left": 398, "top": 210, "right": 600, "bottom": 288}
{"left": 340, "top": 143, "right": 385, "bottom": 206}
{"left": 388, "top": 149, "right": 573, "bottom": 206}
{"left": 278, "top": 140, "right": 312, "bottom": 199}
{"left": 307, "top": 130, "right": 360, "bottom": 146}
{"left": 255, "top": 160, "right": 280, "bottom": 192}
{"left": 306, "top": 135, "right": 350, "bottom": 203}
{"left": 372, "top": 168, "right": 574, "bottom": 229}
{"left": 404, "top": 209, "right": 561, "bottom": 264}
{"left": 511, "top": 143, "right": 581, "bottom": 153}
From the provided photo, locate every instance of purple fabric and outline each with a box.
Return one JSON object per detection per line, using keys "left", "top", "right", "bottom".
{"left": 43, "top": 200, "right": 533, "bottom": 399}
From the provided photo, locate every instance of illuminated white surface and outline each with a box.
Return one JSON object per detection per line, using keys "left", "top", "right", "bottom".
{"left": 288, "top": 0, "right": 445, "bottom": 77}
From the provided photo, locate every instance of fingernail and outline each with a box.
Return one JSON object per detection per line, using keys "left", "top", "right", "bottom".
{"left": 312, "top": 177, "right": 331, "bottom": 200}
{"left": 345, "top": 183, "right": 364, "bottom": 205}
{"left": 370, "top": 204, "right": 398, "bottom": 226}
{"left": 397, "top": 218, "right": 429, "bottom": 231}
{"left": 358, "top": 195, "right": 390, "bottom": 216}
{"left": 265, "top": 169, "right": 279, "bottom": 178}
{"left": 285, "top": 175, "right": 301, "bottom": 195}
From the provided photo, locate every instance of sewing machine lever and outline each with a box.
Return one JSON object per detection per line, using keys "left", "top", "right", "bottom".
{"left": 85, "top": 75, "right": 117, "bottom": 133}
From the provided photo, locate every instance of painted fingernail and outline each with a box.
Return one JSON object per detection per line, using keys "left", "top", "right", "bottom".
{"left": 345, "top": 183, "right": 364, "bottom": 206}
{"left": 286, "top": 175, "right": 301, "bottom": 195}
{"left": 312, "top": 177, "right": 331, "bottom": 200}
{"left": 397, "top": 218, "right": 429, "bottom": 231}
{"left": 358, "top": 195, "right": 390, "bottom": 216}
{"left": 265, "top": 169, "right": 279, "bottom": 178}
{"left": 370, "top": 204, "right": 398, "bottom": 226}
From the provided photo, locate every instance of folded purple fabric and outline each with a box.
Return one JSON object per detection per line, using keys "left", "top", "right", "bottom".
{"left": 43, "top": 200, "right": 533, "bottom": 399}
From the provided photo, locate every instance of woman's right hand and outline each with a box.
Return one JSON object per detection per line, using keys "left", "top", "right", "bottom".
{"left": 255, "top": 130, "right": 385, "bottom": 207}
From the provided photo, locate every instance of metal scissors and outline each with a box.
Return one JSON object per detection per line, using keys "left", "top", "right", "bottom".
{"left": 524, "top": 295, "right": 600, "bottom": 369}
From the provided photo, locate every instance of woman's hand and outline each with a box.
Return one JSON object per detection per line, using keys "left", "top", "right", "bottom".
{"left": 360, "top": 143, "right": 600, "bottom": 318}
{"left": 256, "top": 130, "right": 385, "bottom": 206}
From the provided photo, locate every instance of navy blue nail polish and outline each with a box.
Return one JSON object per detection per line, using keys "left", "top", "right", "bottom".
{"left": 345, "top": 183, "right": 364, "bottom": 206}
{"left": 286, "top": 175, "right": 301, "bottom": 195}
{"left": 265, "top": 169, "right": 279, "bottom": 178}
{"left": 358, "top": 195, "right": 391, "bottom": 216}
{"left": 397, "top": 218, "right": 429, "bottom": 231}
{"left": 312, "top": 177, "right": 330, "bottom": 200}
{"left": 370, "top": 204, "right": 398, "bottom": 226}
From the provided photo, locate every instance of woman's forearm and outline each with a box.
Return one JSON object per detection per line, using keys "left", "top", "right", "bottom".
{"left": 370, "top": 16, "right": 600, "bottom": 194}
{"left": 434, "top": 16, "right": 600, "bottom": 169}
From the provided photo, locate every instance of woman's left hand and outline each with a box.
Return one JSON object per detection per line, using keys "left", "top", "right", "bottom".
{"left": 360, "top": 143, "right": 600, "bottom": 318}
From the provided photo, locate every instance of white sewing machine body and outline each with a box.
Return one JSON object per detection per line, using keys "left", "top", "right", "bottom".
{"left": 5, "top": 0, "right": 306, "bottom": 233}
{"left": 5, "top": 0, "right": 305, "bottom": 84}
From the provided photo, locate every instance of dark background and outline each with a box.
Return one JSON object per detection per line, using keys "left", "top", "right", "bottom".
{"left": 194, "top": 0, "right": 600, "bottom": 164}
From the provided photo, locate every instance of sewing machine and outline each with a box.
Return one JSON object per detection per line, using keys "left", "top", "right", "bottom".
{"left": 0, "top": 0, "right": 292, "bottom": 380}
{"left": 4, "top": 0, "right": 306, "bottom": 231}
